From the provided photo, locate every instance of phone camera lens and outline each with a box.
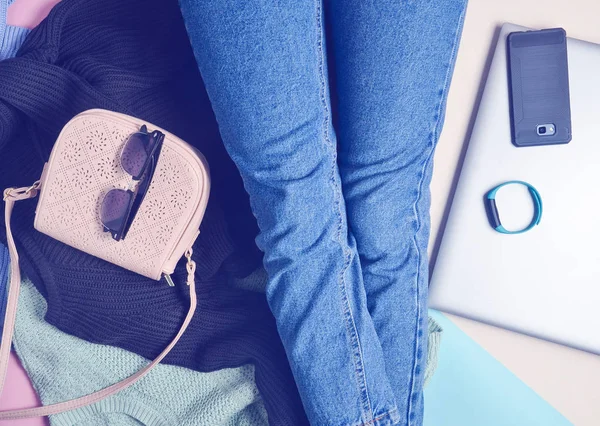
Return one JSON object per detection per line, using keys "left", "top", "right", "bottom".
{"left": 538, "top": 126, "right": 547, "bottom": 135}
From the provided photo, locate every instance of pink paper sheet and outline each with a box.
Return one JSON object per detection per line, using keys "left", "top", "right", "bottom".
{"left": 2, "top": 3, "right": 61, "bottom": 424}
{"left": 7, "top": 0, "right": 60, "bottom": 29}
{"left": 0, "top": 354, "right": 46, "bottom": 426}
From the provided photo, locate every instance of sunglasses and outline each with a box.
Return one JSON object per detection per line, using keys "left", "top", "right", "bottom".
{"left": 100, "top": 125, "right": 164, "bottom": 241}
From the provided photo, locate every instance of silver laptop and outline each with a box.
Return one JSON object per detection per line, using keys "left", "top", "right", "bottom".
{"left": 429, "top": 23, "right": 600, "bottom": 354}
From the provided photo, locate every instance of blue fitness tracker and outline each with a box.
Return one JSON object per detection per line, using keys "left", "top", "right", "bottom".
{"left": 485, "top": 181, "right": 543, "bottom": 234}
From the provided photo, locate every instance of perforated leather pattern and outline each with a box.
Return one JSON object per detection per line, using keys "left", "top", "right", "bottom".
{"left": 35, "top": 112, "right": 207, "bottom": 280}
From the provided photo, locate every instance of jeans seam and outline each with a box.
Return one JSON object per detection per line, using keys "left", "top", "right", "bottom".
{"left": 405, "top": 4, "right": 467, "bottom": 425}
{"left": 314, "top": 0, "right": 374, "bottom": 422}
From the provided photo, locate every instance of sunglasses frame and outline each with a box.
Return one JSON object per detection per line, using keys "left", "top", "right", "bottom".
{"left": 101, "top": 125, "right": 165, "bottom": 241}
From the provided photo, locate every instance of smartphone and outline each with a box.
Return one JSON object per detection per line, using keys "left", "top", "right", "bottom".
{"left": 507, "top": 28, "right": 572, "bottom": 147}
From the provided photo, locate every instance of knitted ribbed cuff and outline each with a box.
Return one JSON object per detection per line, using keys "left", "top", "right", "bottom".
{"left": 50, "top": 398, "right": 175, "bottom": 426}
{"left": 0, "top": 25, "right": 29, "bottom": 60}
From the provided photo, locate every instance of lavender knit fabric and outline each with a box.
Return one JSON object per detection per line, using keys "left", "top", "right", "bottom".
{"left": 0, "top": 0, "right": 28, "bottom": 333}
{"left": 0, "top": 0, "right": 307, "bottom": 424}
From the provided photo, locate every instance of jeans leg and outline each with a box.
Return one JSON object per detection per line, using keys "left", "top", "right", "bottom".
{"left": 179, "top": 1, "right": 399, "bottom": 424}
{"left": 329, "top": 1, "right": 467, "bottom": 425}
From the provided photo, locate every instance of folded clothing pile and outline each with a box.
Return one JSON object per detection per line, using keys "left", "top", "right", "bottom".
{"left": 13, "top": 277, "right": 269, "bottom": 426}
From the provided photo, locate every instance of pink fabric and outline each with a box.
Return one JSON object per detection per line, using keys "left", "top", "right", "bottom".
{"left": 3, "top": 4, "right": 59, "bottom": 425}
{"left": 0, "top": 354, "right": 46, "bottom": 426}
{"left": 7, "top": 0, "right": 61, "bottom": 29}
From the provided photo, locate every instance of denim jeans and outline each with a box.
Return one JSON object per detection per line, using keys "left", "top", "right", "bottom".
{"left": 179, "top": 1, "right": 466, "bottom": 425}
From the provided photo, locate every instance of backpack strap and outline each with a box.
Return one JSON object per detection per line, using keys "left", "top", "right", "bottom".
{"left": 0, "top": 183, "right": 197, "bottom": 420}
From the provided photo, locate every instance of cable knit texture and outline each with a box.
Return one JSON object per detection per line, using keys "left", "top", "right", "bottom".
{"left": 0, "top": 0, "right": 307, "bottom": 424}
{"left": 13, "top": 278, "right": 268, "bottom": 426}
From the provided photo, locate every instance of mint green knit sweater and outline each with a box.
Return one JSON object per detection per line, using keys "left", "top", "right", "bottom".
{"left": 13, "top": 278, "right": 269, "bottom": 426}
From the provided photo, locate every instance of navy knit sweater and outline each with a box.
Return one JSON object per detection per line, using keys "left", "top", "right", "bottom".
{"left": 0, "top": 0, "right": 307, "bottom": 424}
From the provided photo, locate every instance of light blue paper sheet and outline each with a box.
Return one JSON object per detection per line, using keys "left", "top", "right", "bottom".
{"left": 424, "top": 310, "right": 572, "bottom": 426}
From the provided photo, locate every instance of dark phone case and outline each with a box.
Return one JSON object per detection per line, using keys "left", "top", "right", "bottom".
{"left": 507, "top": 28, "right": 572, "bottom": 147}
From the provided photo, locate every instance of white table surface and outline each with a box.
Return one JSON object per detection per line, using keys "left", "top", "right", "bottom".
{"left": 430, "top": 1, "right": 600, "bottom": 424}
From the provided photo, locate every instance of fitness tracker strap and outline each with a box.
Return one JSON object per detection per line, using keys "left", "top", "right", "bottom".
{"left": 486, "top": 180, "right": 543, "bottom": 234}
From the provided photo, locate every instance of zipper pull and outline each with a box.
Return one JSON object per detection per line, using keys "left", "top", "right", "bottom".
{"left": 163, "top": 274, "right": 175, "bottom": 287}
{"left": 163, "top": 249, "right": 195, "bottom": 287}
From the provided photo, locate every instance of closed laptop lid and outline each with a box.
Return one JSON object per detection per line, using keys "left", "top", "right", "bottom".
{"left": 429, "top": 23, "right": 600, "bottom": 354}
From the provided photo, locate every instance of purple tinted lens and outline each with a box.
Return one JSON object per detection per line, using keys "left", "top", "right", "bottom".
{"left": 100, "top": 189, "right": 133, "bottom": 233}
{"left": 121, "top": 132, "right": 154, "bottom": 178}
